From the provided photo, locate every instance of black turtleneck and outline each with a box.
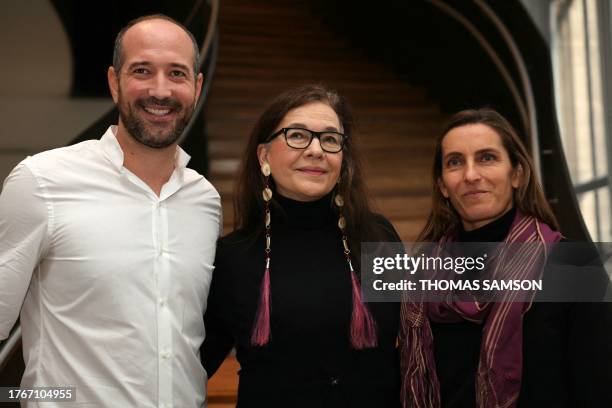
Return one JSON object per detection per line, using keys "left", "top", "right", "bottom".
{"left": 457, "top": 206, "right": 516, "bottom": 243}
{"left": 202, "top": 194, "right": 401, "bottom": 408}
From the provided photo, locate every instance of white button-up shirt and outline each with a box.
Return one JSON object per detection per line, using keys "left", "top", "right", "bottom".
{"left": 0, "top": 126, "right": 221, "bottom": 407}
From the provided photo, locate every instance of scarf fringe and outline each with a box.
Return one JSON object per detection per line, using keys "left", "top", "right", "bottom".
{"left": 400, "top": 307, "right": 440, "bottom": 408}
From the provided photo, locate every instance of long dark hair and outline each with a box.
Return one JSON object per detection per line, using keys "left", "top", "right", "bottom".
{"left": 417, "top": 108, "right": 559, "bottom": 242}
{"left": 234, "top": 84, "right": 381, "bottom": 348}
{"left": 234, "top": 83, "right": 380, "bottom": 251}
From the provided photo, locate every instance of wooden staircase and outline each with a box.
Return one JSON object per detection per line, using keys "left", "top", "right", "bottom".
{"left": 204, "top": 0, "right": 447, "bottom": 405}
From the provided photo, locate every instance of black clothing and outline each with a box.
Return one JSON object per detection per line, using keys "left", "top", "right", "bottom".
{"left": 431, "top": 209, "right": 612, "bottom": 407}
{"left": 456, "top": 206, "right": 516, "bottom": 243}
{"left": 202, "top": 194, "right": 401, "bottom": 408}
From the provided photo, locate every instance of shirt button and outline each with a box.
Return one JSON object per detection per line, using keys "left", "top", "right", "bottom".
{"left": 330, "top": 377, "right": 339, "bottom": 386}
{"left": 159, "top": 298, "right": 167, "bottom": 307}
{"left": 160, "top": 350, "right": 171, "bottom": 359}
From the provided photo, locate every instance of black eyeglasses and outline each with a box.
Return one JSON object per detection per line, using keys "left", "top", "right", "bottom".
{"left": 267, "top": 128, "right": 346, "bottom": 153}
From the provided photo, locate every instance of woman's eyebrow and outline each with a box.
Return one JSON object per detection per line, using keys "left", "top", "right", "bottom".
{"left": 442, "top": 151, "right": 463, "bottom": 159}
{"left": 475, "top": 147, "right": 502, "bottom": 155}
{"left": 285, "top": 123, "right": 341, "bottom": 132}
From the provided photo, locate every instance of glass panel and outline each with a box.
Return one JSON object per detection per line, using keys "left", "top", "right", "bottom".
{"left": 553, "top": 0, "right": 608, "bottom": 183}
{"left": 585, "top": 0, "right": 608, "bottom": 178}
{"left": 565, "top": 0, "right": 591, "bottom": 184}
{"left": 598, "top": 186, "right": 611, "bottom": 241}
{"left": 577, "top": 190, "right": 597, "bottom": 240}
{"left": 552, "top": 0, "right": 611, "bottom": 242}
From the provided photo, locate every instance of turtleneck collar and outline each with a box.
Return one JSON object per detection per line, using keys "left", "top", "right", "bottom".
{"left": 457, "top": 207, "right": 516, "bottom": 242}
{"left": 272, "top": 192, "right": 336, "bottom": 230}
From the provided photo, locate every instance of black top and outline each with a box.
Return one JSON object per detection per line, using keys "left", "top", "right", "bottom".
{"left": 202, "top": 193, "right": 401, "bottom": 408}
{"left": 431, "top": 208, "right": 612, "bottom": 407}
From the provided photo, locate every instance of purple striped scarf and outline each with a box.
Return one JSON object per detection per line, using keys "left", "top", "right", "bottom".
{"left": 400, "top": 211, "right": 562, "bottom": 408}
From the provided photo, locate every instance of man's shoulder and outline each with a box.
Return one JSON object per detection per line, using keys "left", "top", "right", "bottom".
{"left": 181, "top": 168, "right": 220, "bottom": 199}
{"left": 24, "top": 139, "right": 102, "bottom": 171}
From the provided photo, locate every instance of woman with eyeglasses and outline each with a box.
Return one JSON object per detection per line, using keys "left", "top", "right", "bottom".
{"left": 201, "top": 84, "right": 401, "bottom": 407}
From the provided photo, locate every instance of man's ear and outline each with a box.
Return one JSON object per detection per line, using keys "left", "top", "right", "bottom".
{"left": 194, "top": 72, "right": 203, "bottom": 106}
{"left": 511, "top": 163, "right": 523, "bottom": 189}
{"left": 438, "top": 177, "right": 449, "bottom": 198}
{"left": 256, "top": 144, "right": 268, "bottom": 167}
{"left": 108, "top": 67, "right": 119, "bottom": 104}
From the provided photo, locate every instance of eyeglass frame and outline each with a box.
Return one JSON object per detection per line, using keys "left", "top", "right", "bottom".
{"left": 265, "top": 127, "right": 347, "bottom": 153}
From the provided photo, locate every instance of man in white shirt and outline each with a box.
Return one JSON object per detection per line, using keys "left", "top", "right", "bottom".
{"left": 0, "top": 15, "right": 221, "bottom": 407}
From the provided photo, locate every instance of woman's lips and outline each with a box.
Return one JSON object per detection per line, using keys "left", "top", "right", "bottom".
{"left": 298, "top": 167, "right": 327, "bottom": 176}
{"left": 463, "top": 190, "right": 489, "bottom": 198}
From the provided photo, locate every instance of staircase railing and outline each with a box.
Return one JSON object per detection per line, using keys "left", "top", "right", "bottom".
{"left": 312, "top": 0, "right": 590, "bottom": 241}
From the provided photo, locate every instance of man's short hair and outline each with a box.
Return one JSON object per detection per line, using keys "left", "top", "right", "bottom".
{"left": 112, "top": 14, "right": 200, "bottom": 78}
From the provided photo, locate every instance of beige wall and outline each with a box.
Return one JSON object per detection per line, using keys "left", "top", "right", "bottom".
{"left": 0, "top": 0, "right": 112, "bottom": 185}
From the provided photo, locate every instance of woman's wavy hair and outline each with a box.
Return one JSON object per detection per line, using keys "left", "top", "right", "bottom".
{"left": 417, "top": 108, "right": 559, "bottom": 242}
{"left": 234, "top": 83, "right": 380, "bottom": 251}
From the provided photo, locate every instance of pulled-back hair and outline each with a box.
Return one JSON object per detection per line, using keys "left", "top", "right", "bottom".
{"left": 417, "top": 108, "right": 559, "bottom": 242}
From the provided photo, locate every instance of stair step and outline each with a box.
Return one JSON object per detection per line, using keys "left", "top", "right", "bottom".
{"left": 217, "top": 46, "right": 359, "bottom": 61}
{"left": 207, "top": 356, "right": 239, "bottom": 404}
{"left": 208, "top": 89, "right": 429, "bottom": 106}
{"left": 214, "top": 69, "right": 399, "bottom": 83}
{"left": 205, "top": 106, "right": 441, "bottom": 122}
{"left": 394, "top": 219, "right": 429, "bottom": 241}
{"left": 209, "top": 77, "right": 431, "bottom": 92}
{"left": 217, "top": 33, "right": 349, "bottom": 50}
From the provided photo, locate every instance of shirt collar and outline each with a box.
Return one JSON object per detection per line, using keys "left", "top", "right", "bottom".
{"left": 175, "top": 144, "right": 191, "bottom": 169}
{"left": 100, "top": 126, "right": 191, "bottom": 172}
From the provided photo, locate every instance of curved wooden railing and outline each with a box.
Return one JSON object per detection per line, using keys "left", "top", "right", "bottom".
{"left": 426, "top": 0, "right": 589, "bottom": 241}
{"left": 312, "top": 0, "right": 589, "bottom": 241}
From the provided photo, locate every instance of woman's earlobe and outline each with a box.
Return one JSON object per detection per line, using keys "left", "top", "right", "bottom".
{"left": 256, "top": 144, "right": 268, "bottom": 167}
{"left": 438, "top": 178, "right": 449, "bottom": 198}
{"left": 512, "top": 164, "right": 524, "bottom": 189}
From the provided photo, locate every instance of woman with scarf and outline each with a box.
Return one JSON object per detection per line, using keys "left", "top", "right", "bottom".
{"left": 400, "top": 108, "right": 611, "bottom": 407}
{"left": 202, "top": 84, "right": 401, "bottom": 407}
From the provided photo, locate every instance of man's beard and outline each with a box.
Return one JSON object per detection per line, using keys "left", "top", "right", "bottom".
{"left": 118, "top": 95, "right": 194, "bottom": 149}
